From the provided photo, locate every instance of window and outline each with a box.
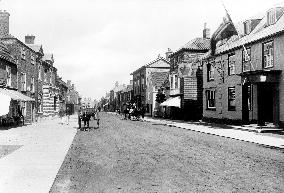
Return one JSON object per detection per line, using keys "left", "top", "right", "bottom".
{"left": 263, "top": 41, "right": 274, "bottom": 68}
{"left": 50, "top": 69, "right": 53, "bottom": 85}
{"left": 21, "top": 73, "right": 26, "bottom": 91}
{"left": 206, "top": 90, "right": 215, "bottom": 109}
{"left": 6, "top": 66, "right": 11, "bottom": 87}
{"left": 31, "top": 55, "right": 35, "bottom": 65}
{"left": 44, "top": 69, "right": 48, "bottom": 83}
{"left": 228, "top": 87, "right": 236, "bottom": 111}
{"left": 244, "top": 20, "right": 251, "bottom": 35}
{"left": 207, "top": 63, "right": 214, "bottom": 81}
{"left": 31, "top": 77, "right": 34, "bottom": 93}
{"left": 174, "top": 74, "right": 178, "bottom": 89}
{"left": 21, "top": 47, "right": 26, "bottom": 60}
{"left": 38, "top": 65, "right": 42, "bottom": 80}
{"left": 170, "top": 75, "right": 173, "bottom": 89}
{"left": 247, "top": 85, "right": 252, "bottom": 111}
{"left": 267, "top": 9, "right": 276, "bottom": 26}
{"left": 228, "top": 53, "right": 235, "bottom": 75}
{"left": 242, "top": 48, "right": 251, "bottom": 72}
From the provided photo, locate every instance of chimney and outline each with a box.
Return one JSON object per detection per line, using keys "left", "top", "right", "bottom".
{"left": 203, "top": 23, "right": 210, "bottom": 39}
{"left": 165, "top": 48, "right": 173, "bottom": 61}
{"left": 25, "top": 34, "right": 35, "bottom": 44}
{"left": 0, "top": 10, "right": 10, "bottom": 38}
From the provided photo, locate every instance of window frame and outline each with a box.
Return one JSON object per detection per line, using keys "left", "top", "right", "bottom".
{"left": 206, "top": 90, "right": 216, "bottom": 110}
{"left": 267, "top": 9, "right": 277, "bottom": 26}
{"left": 244, "top": 20, "right": 251, "bottom": 35}
{"left": 242, "top": 47, "right": 251, "bottom": 72}
{"left": 263, "top": 41, "right": 274, "bottom": 68}
{"left": 21, "top": 73, "right": 26, "bottom": 91}
{"left": 228, "top": 53, "right": 236, "bottom": 76}
{"left": 228, "top": 87, "right": 236, "bottom": 111}
{"left": 31, "top": 77, "right": 35, "bottom": 93}
{"left": 207, "top": 63, "right": 214, "bottom": 81}
{"left": 174, "top": 74, "right": 178, "bottom": 89}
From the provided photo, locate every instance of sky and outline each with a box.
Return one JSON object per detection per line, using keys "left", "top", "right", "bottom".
{"left": 0, "top": 0, "right": 282, "bottom": 100}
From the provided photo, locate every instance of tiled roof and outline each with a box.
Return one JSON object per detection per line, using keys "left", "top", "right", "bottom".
{"left": 215, "top": 3, "right": 284, "bottom": 54}
{"left": 180, "top": 38, "right": 211, "bottom": 51}
{"left": 151, "top": 71, "right": 169, "bottom": 87}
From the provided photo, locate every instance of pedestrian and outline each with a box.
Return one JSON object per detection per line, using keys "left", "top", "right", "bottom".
{"left": 95, "top": 109, "right": 100, "bottom": 127}
{"left": 66, "top": 106, "right": 71, "bottom": 125}
{"left": 141, "top": 105, "right": 146, "bottom": 121}
{"left": 78, "top": 110, "right": 82, "bottom": 129}
{"left": 59, "top": 108, "right": 65, "bottom": 125}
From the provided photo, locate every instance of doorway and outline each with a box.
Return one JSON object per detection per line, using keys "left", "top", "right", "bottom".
{"left": 257, "top": 84, "right": 275, "bottom": 125}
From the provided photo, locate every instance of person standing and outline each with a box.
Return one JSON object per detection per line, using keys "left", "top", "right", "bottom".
{"left": 95, "top": 109, "right": 100, "bottom": 127}
{"left": 65, "top": 106, "right": 71, "bottom": 125}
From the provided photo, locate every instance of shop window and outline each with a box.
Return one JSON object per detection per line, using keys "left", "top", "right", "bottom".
{"left": 228, "top": 87, "right": 236, "bottom": 111}
{"left": 242, "top": 48, "right": 251, "bottom": 72}
{"left": 206, "top": 90, "right": 215, "bottom": 110}
{"left": 263, "top": 41, "right": 274, "bottom": 68}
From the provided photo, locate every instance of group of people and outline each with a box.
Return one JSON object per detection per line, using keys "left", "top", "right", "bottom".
{"left": 122, "top": 103, "right": 145, "bottom": 121}
{"left": 78, "top": 107, "right": 100, "bottom": 130}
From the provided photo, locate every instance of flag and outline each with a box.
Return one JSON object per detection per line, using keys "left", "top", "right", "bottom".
{"left": 210, "top": 8, "right": 238, "bottom": 55}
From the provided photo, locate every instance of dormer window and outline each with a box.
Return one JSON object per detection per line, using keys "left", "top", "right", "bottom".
{"left": 267, "top": 9, "right": 277, "bottom": 26}
{"left": 244, "top": 20, "right": 251, "bottom": 35}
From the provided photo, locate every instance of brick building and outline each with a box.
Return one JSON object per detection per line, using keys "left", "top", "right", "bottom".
{"left": 166, "top": 25, "right": 210, "bottom": 120}
{"left": 203, "top": 5, "right": 284, "bottom": 127}
{"left": 1, "top": 33, "right": 38, "bottom": 123}
{"left": 131, "top": 55, "right": 170, "bottom": 115}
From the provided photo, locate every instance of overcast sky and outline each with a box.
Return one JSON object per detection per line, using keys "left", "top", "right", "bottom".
{"left": 0, "top": 0, "right": 282, "bottom": 100}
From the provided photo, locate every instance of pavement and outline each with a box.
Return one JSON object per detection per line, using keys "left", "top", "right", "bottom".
{"left": 0, "top": 115, "right": 78, "bottom": 193}
{"left": 142, "top": 117, "right": 284, "bottom": 149}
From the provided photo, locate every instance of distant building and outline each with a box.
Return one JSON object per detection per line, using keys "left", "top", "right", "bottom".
{"left": 131, "top": 55, "right": 170, "bottom": 115}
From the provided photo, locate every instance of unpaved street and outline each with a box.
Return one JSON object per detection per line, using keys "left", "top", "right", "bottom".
{"left": 50, "top": 113, "right": 284, "bottom": 193}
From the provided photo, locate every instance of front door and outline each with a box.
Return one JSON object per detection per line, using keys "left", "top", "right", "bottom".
{"left": 257, "top": 84, "right": 274, "bottom": 126}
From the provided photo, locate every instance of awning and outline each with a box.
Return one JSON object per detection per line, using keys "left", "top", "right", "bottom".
{"left": 0, "top": 88, "right": 35, "bottom": 101}
{"left": 0, "top": 92, "right": 11, "bottom": 116}
{"left": 160, "top": 96, "right": 181, "bottom": 108}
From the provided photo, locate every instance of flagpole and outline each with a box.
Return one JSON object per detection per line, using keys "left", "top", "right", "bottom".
{"left": 221, "top": 1, "right": 255, "bottom": 71}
